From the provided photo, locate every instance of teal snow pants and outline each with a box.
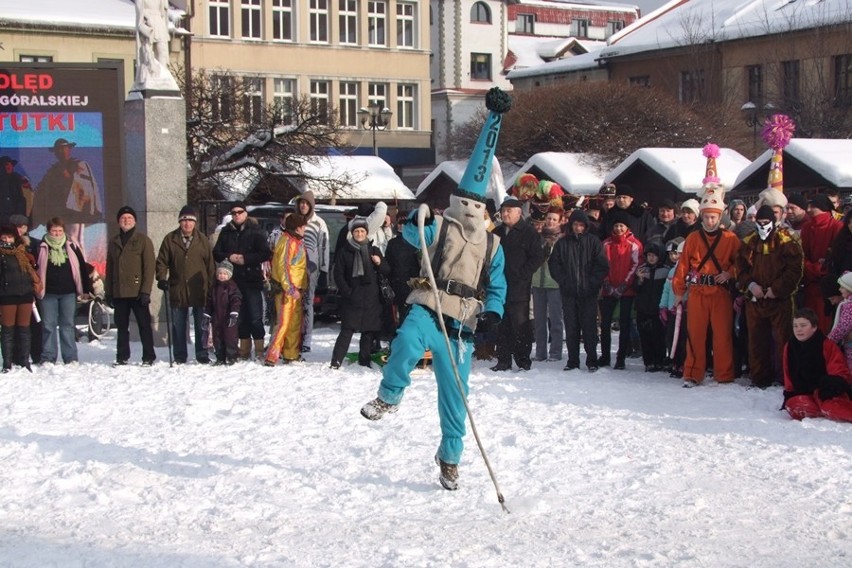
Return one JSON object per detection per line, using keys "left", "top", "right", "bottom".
{"left": 378, "top": 304, "right": 472, "bottom": 465}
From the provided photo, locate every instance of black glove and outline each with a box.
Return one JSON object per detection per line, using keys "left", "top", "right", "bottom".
{"left": 818, "top": 375, "right": 852, "bottom": 400}
{"left": 138, "top": 293, "right": 150, "bottom": 307}
{"left": 157, "top": 280, "right": 169, "bottom": 291}
{"left": 477, "top": 311, "right": 500, "bottom": 331}
{"left": 228, "top": 312, "right": 239, "bottom": 328}
{"left": 104, "top": 294, "right": 114, "bottom": 309}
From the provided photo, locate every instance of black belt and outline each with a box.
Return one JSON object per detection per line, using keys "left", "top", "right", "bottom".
{"left": 696, "top": 274, "right": 720, "bottom": 286}
{"left": 436, "top": 279, "right": 478, "bottom": 299}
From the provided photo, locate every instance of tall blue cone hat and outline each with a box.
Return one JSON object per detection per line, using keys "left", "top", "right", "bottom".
{"left": 456, "top": 87, "right": 512, "bottom": 203}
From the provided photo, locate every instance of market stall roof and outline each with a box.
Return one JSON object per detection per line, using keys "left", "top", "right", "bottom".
{"left": 604, "top": 147, "right": 751, "bottom": 205}
{"left": 507, "top": 152, "right": 608, "bottom": 195}
{"left": 730, "top": 139, "right": 852, "bottom": 195}
{"left": 415, "top": 157, "right": 508, "bottom": 209}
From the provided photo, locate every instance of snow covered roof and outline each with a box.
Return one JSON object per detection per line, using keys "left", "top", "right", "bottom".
{"left": 294, "top": 156, "right": 415, "bottom": 202}
{"left": 508, "top": 152, "right": 609, "bottom": 195}
{"left": 416, "top": 157, "right": 508, "bottom": 205}
{"left": 605, "top": 147, "right": 751, "bottom": 193}
{"left": 516, "top": 0, "right": 640, "bottom": 13}
{"left": 600, "top": 0, "right": 852, "bottom": 60}
{"left": 0, "top": 0, "right": 185, "bottom": 32}
{"left": 506, "top": 46, "right": 605, "bottom": 79}
{"left": 732, "top": 139, "right": 852, "bottom": 192}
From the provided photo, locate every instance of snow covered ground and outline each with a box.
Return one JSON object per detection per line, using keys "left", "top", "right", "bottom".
{"left": 1, "top": 323, "right": 850, "bottom": 567}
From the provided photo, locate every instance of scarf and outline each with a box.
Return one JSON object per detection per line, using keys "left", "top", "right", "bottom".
{"left": 0, "top": 243, "right": 38, "bottom": 279}
{"left": 541, "top": 225, "right": 562, "bottom": 256}
{"left": 347, "top": 235, "right": 374, "bottom": 283}
{"left": 44, "top": 233, "right": 69, "bottom": 267}
{"left": 786, "top": 329, "right": 827, "bottom": 395}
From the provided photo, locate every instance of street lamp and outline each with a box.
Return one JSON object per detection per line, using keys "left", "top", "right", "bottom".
{"left": 741, "top": 101, "right": 776, "bottom": 158}
{"left": 358, "top": 103, "right": 392, "bottom": 156}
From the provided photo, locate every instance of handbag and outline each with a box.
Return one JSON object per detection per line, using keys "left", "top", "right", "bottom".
{"left": 377, "top": 272, "right": 395, "bottom": 305}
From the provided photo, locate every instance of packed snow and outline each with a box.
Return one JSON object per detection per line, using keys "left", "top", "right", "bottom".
{"left": 1, "top": 324, "right": 850, "bottom": 567}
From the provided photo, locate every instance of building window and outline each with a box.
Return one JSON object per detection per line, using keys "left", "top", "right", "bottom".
{"left": 629, "top": 75, "right": 650, "bottom": 88}
{"left": 243, "top": 77, "right": 264, "bottom": 125}
{"left": 241, "top": 0, "right": 262, "bottom": 39}
{"left": 310, "top": 80, "right": 330, "bottom": 122}
{"left": 746, "top": 64, "right": 763, "bottom": 106}
{"left": 212, "top": 75, "right": 234, "bottom": 122}
{"left": 471, "top": 2, "right": 490, "bottom": 24}
{"left": 339, "top": 82, "right": 359, "bottom": 127}
{"left": 607, "top": 20, "right": 624, "bottom": 37}
{"left": 310, "top": 0, "right": 329, "bottom": 43}
{"left": 397, "top": 84, "right": 416, "bottom": 129}
{"left": 834, "top": 54, "right": 852, "bottom": 107}
{"left": 573, "top": 19, "right": 589, "bottom": 38}
{"left": 19, "top": 55, "right": 53, "bottom": 62}
{"left": 470, "top": 53, "right": 492, "bottom": 81}
{"left": 272, "top": 0, "right": 294, "bottom": 41}
{"left": 368, "top": 1, "right": 387, "bottom": 46}
{"left": 680, "top": 69, "right": 705, "bottom": 103}
{"left": 516, "top": 14, "right": 534, "bottom": 34}
{"left": 209, "top": 0, "right": 230, "bottom": 37}
{"left": 368, "top": 82, "right": 388, "bottom": 112}
{"left": 273, "top": 78, "right": 296, "bottom": 125}
{"left": 781, "top": 59, "right": 800, "bottom": 110}
{"left": 339, "top": 0, "right": 358, "bottom": 45}
{"left": 396, "top": 2, "right": 416, "bottom": 48}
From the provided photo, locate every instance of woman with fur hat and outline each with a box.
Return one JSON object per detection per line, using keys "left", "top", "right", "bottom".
{"left": 0, "top": 224, "right": 41, "bottom": 372}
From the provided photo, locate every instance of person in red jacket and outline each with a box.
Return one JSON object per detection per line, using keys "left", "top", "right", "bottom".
{"left": 800, "top": 194, "right": 843, "bottom": 332}
{"left": 783, "top": 308, "right": 852, "bottom": 422}
{"left": 599, "top": 209, "right": 642, "bottom": 369}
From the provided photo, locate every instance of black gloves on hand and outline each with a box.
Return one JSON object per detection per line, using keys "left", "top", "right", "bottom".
{"left": 477, "top": 311, "right": 501, "bottom": 332}
{"left": 818, "top": 375, "right": 852, "bottom": 400}
{"left": 157, "top": 280, "right": 169, "bottom": 291}
{"left": 138, "top": 293, "right": 150, "bottom": 307}
{"left": 227, "top": 312, "right": 239, "bottom": 328}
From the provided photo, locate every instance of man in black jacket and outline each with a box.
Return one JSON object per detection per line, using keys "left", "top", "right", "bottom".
{"left": 213, "top": 202, "right": 272, "bottom": 361}
{"left": 601, "top": 184, "right": 656, "bottom": 245}
{"left": 491, "top": 198, "right": 545, "bottom": 371}
{"left": 549, "top": 209, "right": 609, "bottom": 371}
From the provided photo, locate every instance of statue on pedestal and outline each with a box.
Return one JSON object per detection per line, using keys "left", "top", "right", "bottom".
{"left": 131, "top": 0, "right": 180, "bottom": 95}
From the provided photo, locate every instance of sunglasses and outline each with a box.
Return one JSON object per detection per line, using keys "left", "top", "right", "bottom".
{"left": 230, "top": 209, "right": 246, "bottom": 216}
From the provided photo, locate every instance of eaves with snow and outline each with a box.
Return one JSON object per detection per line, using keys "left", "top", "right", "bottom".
{"left": 599, "top": 0, "right": 852, "bottom": 60}
{"left": 504, "top": 35, "right": 606, "bottom": 72}
{"left": 508, "top": 152, "right": 609, "bottom": 195}
{"left": 0, "top": 0, "right": 187, "bottom": 34}
{"left": 731, "top": 139, "right": 852, "bottom": 194}
{"left": 416, "top": 157, "right": 509, "bottom": 206}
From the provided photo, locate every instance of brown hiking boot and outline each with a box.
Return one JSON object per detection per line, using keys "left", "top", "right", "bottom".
{"left": 238, "top": 339, "right": 251, "bottom": 360}
{"left": 360, "top": 397, "right": 398, "bottom": 421}
{"left": 254, "top": 339, "right": 265, "bottom": 361}
{"left": 435, "top": 454, "right": 459, "bottom": 491}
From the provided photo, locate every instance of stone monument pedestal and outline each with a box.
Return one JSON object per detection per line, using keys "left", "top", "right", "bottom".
{"left": 124, "top": 95, "right": 186, "bottom": 347}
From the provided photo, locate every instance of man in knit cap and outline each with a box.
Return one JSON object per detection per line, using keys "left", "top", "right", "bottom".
{"left": 672, "top": 145, "right": 741, "bottom": 387}
{"left": 784, "top": 193, "right": 809, "bottom": 235}
{"left": 359, "top": 87, "right": 510, "bottom": 491}
{"left": 735, "top": 205, "right": 803, "bottom": 388}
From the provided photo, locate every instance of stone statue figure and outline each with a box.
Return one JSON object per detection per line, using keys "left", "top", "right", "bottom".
{"left": 131, "top": 0, "right": 180, "bottom": 94}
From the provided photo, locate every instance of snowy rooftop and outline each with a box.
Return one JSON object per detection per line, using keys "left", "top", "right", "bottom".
{"left": 506, "top": 46, "right": 606, "bottom": 79}
{"left": 508, "top": 152, "right": 609, "bottom": 194}
{"left": 600, "top": 0, "right": 852, "bottom": 59}
{"left": 605, "top": 147, "right": 752, "bottom": 193}
{"left": 733, "top": 138, "right": 852, "bottom": 190}
{"left": 0, "top": 0, "right": 185, "bottom": 31}
{"left": 515, "top": 0, "right": 640, "bottom": 13}
{"left": 416, "top": 157, "right": 509, "bottom": 205}
{"left": 507, "top": 35, "right": 606, "bottom": 70}
{"left": 294, "top": 155, "right": 415, "bottom": 202}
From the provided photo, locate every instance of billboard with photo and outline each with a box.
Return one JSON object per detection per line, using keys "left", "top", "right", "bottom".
{"left": 0, "top": 63, "right": 125, "bottom": 275}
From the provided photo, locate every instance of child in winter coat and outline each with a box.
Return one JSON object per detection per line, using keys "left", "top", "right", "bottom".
{"left": 634, "top": 242, "right": 670, "bottom": 372}
{"left": 783, "top": 308, "right": 852, "bottom": 422}
{"left": 827, "top": 272, "right": 852, "bottom": 373}
{"left": 659, "top": 238, "right": 686, "bottom": 378}
{"left": 204, "top": 260, "right": 243, "bottom": 365}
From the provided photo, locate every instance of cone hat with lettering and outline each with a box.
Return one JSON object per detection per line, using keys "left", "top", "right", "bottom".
{"left": 757, "top": 114, "right": 795, "bottom": 209}
{"left": 457, "top": 87, "right": 512, "bottom": 202}
{"left": 698, "top": 143, "right": 725, "bottom": 214}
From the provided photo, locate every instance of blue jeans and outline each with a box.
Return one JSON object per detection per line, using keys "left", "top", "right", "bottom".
{"left": 41, "top": 293, "right": 78, "bottom": 364}
{"left": 171, "top": 306, "right": 207, "bottom": 362}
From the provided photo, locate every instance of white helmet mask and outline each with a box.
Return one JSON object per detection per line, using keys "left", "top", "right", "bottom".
{"left": 756, "top": 219, "right": 775, "bottom": 241}
{"left": 445, "top": 194, "right": 486, "bottom": 236}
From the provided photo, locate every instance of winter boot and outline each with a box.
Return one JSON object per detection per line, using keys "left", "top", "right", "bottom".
{"left": 15, "top": 326, "right": 32, "bottom": 372}
{"left": 254, "top": 339, "right": 265, "bottom": 361}
{"left": 360, "top": 397, "right": 399, "bottom": 421}
{"left": 1, "top": 326, "right": 14, "bottom": 373}
{"left": 435, "top": 454, "right": 459, "bottom": 491}
{"left": 238, "top": 338, "right": 251, "bottom": 360}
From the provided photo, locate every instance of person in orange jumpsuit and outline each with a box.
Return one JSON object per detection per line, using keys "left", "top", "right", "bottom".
{"left": 265, "top": 214, "right": 308, "bottom": 365}
{"left": 673, "top": 182, "right": 741, "bottom": 387}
